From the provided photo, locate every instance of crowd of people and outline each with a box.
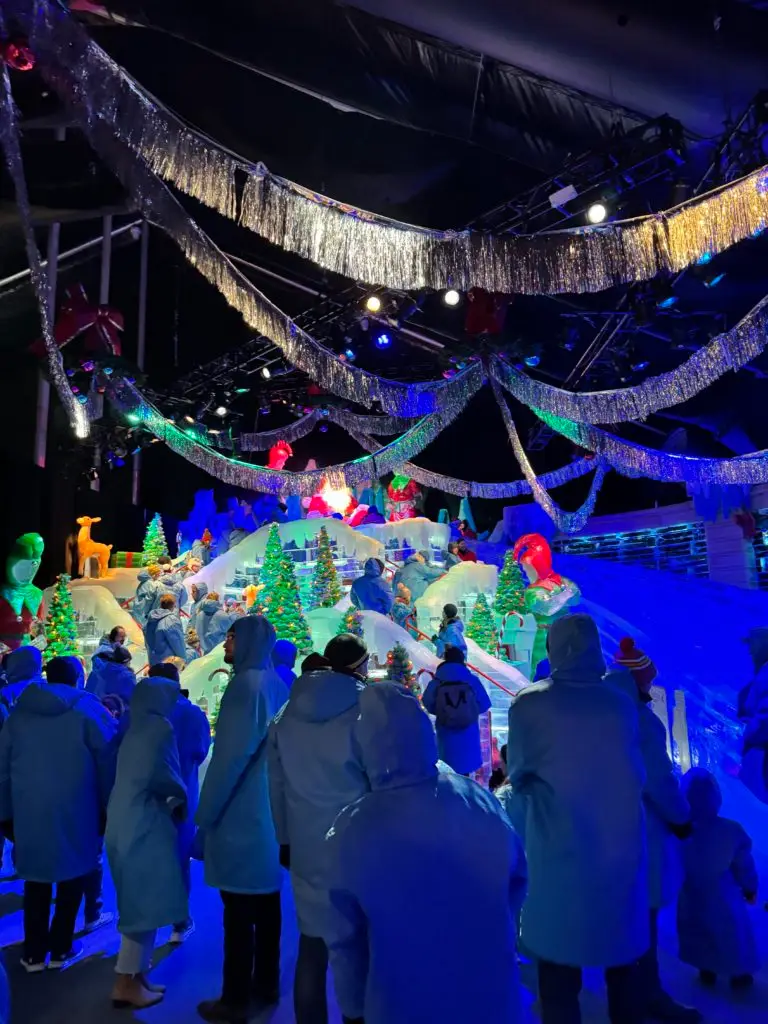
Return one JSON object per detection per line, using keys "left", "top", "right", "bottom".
{"left": 0, "top": 544, "right": 762, "bottom": 1024}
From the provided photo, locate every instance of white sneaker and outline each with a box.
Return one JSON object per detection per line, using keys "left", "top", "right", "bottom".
{"left": 169, "top": 920, "right": 195, "bottom": 944}
{"left": 20, "top": 957, "right": 47, "bottom": 973}
{"left": 83, "top": 911, "right": 114, "bottom": 934}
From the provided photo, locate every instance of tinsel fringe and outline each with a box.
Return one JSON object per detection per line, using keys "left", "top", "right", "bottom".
{"left": 490, "top": 293, "right": 768, "bottom": 424}
{"left": 0, "top": 30, "right": 87, "bottom": 438}
{"left": 491, "top": 380, "right": 605, "bottom": 532}
{"left": 108, "top": 373, "right": 477, "bottom": 495}
{"left": 10, "top": 0, "right": 768, "bottom": 296}
{"left": 533, "top": 406, "right": 768, "bottom": 486}
{"left": 237, "top": 408, "right": 415, "bottom": 451}
{"left": 28, "top": 14, "right": 483, "bottom": 418}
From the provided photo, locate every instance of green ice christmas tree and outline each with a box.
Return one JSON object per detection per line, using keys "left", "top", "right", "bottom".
{"left": 466, "top": 592, "right": 497, "bottom": 654}
{"left": 310, "top": 525, "right": 343, "bottom": 608}
{"left": 494, "top": 550, "right": 527, "bottom": 617}
{"left": 386, "top": 641, "right": 420, "bottom": 696}
{"left": 142, "top": 512, "right": 169, "bottom": 565}
{"left": 44, "top": 574, "right": 79, "bottom": 660}
{"left": 256, "top": 524, "right": 313, "bottom": 651}
{"left": 337, "top": 606, "right": 364, "bottom": 637}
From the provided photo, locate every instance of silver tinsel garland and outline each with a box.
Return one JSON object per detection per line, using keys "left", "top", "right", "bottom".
{"left": 109, "top": 372, "right": 478, "bottom": 494}
{"left": 237, "top": 408, "right": 416, "bottom": 451}
{"left": 534, "top": 406, "right": 768, "bottom": 486}
{"left": 490, "top": 295, "right": 768, "bottom": 424}
{"left": 25, "top": 7, "right": 483, "bottom": 418}
{"left": 11, "top": 0, "right": 768, "bottom": 296}
{"left": 0, "top": 21, "right": 88, "bottom": 439}
{"left": 490, "top": 379, "right": 606, "bottom": 532}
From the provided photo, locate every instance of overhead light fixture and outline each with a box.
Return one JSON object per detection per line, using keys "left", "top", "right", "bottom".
{"left": 549, "top": 183, "right": 578, "bottom": 209}
{"left": 703, "top": 271, "right": 726, "bottom": 288}
{"left": 344, "top": 348, "right": 357, "bottom": 361}
{"left": 374, "top": 331, "right": 391, "bottom": 349}
{"left": 184, "top": 414, "right": 195, "bottom": 424}
{"left": 260, "top": 366, "right": 272, "bottom": 380}
{"left": 524, "top": 353, "right": 541, "bottom": 368}
{"left": 365, "top": 294, "right": 382, "bottom": 313}
{"left": 654, "top": 281, "right": 678, "bottom": 309}
{"left": 214, "top": 404, "right": 228, "bottom": 418}
{"left": 443, "top": 289, "right": 461, "bottom": 307}
{"left": 696, "top": 251, "right": 713, "bottom": 265}
{"left": 126, "top": 413, "right": 139, "bottom": 425}
{"left": 207, "top": 427, "right": 221, "bottom": 435}
{"left": 586, "top": 202, "right": 607, "bottom": 224}
{"left": 631, "top": 360, "right": 650, "bottom": 372}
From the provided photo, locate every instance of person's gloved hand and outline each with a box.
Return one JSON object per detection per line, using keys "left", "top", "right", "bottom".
{"left": 279, "top": 845, "right": 291, "bottom": 870}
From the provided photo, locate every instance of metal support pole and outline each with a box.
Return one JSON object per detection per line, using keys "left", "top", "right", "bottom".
{"left": 91, "top": 213, "right": 113, "bottom": 492}
{"left": 132, "top": 221, "right": 149, "bottom": 505}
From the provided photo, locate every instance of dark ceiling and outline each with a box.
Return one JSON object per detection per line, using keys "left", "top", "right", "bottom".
{"left": 2, "top": 0, "right": 768, "bottom": 521}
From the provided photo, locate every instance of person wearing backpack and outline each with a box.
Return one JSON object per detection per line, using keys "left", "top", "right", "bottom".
{"left": 422, "top": 648, "right": 491, "bottom": 775}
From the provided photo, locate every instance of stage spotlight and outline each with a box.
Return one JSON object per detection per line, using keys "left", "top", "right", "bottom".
{"left": 207, "top": 427, "right": 221, "bottom": 435}
{"left": 344, "top": 348, "right": 357, "bottom": 361}
{"left": 374, "top": 332, "right": 392, "bottom": 349}
{"left": 654, "top": 281, "right": 678, "bottom": 309}
{"left": 586, "top": 202, "right": 607, "bottom": 224}
{"left": 443, "top": 289, "right": 461, "bottom": 307}
{"left": 365, "top": 294, "right": 382, "bottom": 313}
{"left": 524, "top": 353, "right": 540, "bottom": 368}
{"left": 214, "top": 404, "right": 228, "bottom": 417}
{"left": 703, "top": 271, "right": 726, "bottom": 288}
{"left": 631, "top": 360, "right": 650, "bottom": 372}
{"left": 126, "top": 413, "right": 139, "bottom": 425}
{"left": 184, "top": 414, "right": 195, "bottom": 424}
{"left": 696, "top": 251, "right": 713, "bottom": 265}
{"left": 260, "top": 366, "right": 272, "bottom": 380}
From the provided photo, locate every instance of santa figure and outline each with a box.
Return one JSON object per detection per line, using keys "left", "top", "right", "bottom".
{"left": 386, "top": 475, "right": 421, "bottom": 522}
{"left": 0, "top": 533, "right": 45, "bottom": 651}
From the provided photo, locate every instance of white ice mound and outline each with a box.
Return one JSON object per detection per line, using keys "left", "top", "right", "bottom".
{"left": 414, "top": 561, "right": 499, "bottom": 625}
{"left": 69, "top": 568, "right": 142, "bottom": 602}
{"left": 45, "top": 583, "right": 146, "bottom": 664}
{"left": 180, "top": 643, "right": 228, "bottom": 706}
{"left": 185, "top": 518, "right": 384, "bottom": 597}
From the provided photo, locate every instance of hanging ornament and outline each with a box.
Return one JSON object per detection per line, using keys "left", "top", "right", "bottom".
{"left": 1, "top": 38, "right": 35, "bottom": 72}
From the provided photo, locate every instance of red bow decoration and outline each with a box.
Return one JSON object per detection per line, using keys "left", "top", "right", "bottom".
{"left": 30, "top": 284, "right": 124, "bottom": 359}
{"left": 1, "top": 37, "right": 35, "bottom": 72}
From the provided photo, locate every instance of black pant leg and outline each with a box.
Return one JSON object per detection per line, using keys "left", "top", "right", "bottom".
{"left": 605, "top": 961, "right": 644, "bottom": 1024}
{"left": 49, "top": 876, "right": 86, "bottom": 957}
{"left": 82, "top": 849, "right": 104, "bottom": 923}
{"left": 250, "top": 890, "right": 282, "bottom": 999}
{"left": 294, "top": 934, "right": 329, "bottom": 1024}
{"left": 537, "top": 960, "right": 583, "bottom": 1024}
{"left": 221, "top": 891, "right": 255, "bottom": 1009}
{"left": 23, "top": 881, "right": 53, "bottom": 963}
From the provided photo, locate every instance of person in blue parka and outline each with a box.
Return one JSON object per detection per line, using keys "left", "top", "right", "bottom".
{"left": 268, "top": 633, "right": 370, "bottom": 1024}
{"left": 106, "top": 676, "right": 188, "bottom": 1010}
{"left": 154, "top": 570, "right": 187, "bottom": 613}
{"left": 86, "top": 642, "right": 137, "bottom": 705}
{"left": 606, "top": 668, "right": 700, "bottom": 1024}
{"left": 1, "top": 645, "right": 44, "bottom": 707}
{"left": 132, "top": 568, "right": 161, "bottom": 629}
{"left": 148, "top": 662, "right": 212, "bottom": 943}
{"left": 145, "top": 595, "right": 187, "bottom": 667}
{"left": 0, "top": 672, "right": 117, "bottom": 971}
{"left": 196, "top": 615, "right": 289, "bottom": 1023}
{"left": 677, "top": 768, "right": 760, "bottom": 987}
{"left": 422, "top": 648, "right": 491, "bottom": 776}
{"left": 392, "top": 551, "right": 443, "bottom": 604}
{"left": 506, "top": 613, "right": 648, "bottom": 1024}
{"left": 272, "top": 639, "right": 298, "bottom": 691}
{"left": 197, "top": 593, "right": 232, "bottom": 655}
{"left": 187, "top": 582, "right": 209, "bottom": 636}
{"left": 325, "top": 682, "right": 527, "bottom": 1024}
{"left": 349, "top": 558, "right": 393, "bottom": 616}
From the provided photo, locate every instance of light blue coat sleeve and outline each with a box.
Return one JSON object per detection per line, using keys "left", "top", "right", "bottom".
{"left": 197, "top": 684, "right": 268, "bottom": 829}
{"left": 84, "top": 708, "right": 119, "bottom": 808}
{"left": 641, "top": 711, "right": 688, "bottom": 825}
{"left": 149, "top": 722, "right": 187, "bottom": 810}
{"left": 421, "top": 677, "right": 438, "bottom": 716}
{"left": 267, "top": 720, "right": 289, "bottom": 847}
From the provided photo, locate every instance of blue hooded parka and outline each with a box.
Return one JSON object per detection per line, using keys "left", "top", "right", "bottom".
{"left": 86, "top": 644, "right": 137, "bottom": 705}
{"left": 422, "top": 660, "right": 491, "bottom": 775}
{"left": 168, "top": 688, "right": 211, "bottom": 866}
{"left": 187, "top": 582, "right": 209, "bottom": 636}
{"left": 105, "top": 677, "right": 189, "bottom": 934}
{"left": 392, "top": 554, "right": 443, "bottom": 604}
{"left": 145, "top": 606, "right": 187, "bottom": 667}
{"left": 268, "top": 666, "right": 368, "bottom": 937}
{"left": 196, "top": 616, "right": 289, "bottom": 893}
{"left": 506, "top": 613, "right": 649, "bottom": 968}
{"left": 349, "top": 559, "right": 393, "bottom": 616}
{"left": 326, "top": 683, "right": 526, "bottom": 1024}
{"left": 0, "top": 682, "right": 117, "bottom": 882}
{"left": 197, "top": 597, "right": 232, "bottom": 655}
{"left": 133, "top": 570, "right": 160, "bottom": 629}
{"left": 272, "top": 639, "right": 298, "bottom": 690}
{"left": 2, "top": 646, "right": 44, "bottom": 707}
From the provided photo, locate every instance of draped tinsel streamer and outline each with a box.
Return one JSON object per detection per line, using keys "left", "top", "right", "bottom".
{"left": 108, "top": 372, "right": 478, "bottom": 494}
{"left": 237, "top": 408, "right": 415, "bottom": 451}
{"left": 490, "top": 293, "right": 768, "bottom": 424}
{"left": 533, "top": 406, "right": 768, "bottom": 486}
{"left": 26, "top": 10, "right": 483, "bottom": 418}
{"left": 490, "top": 379, "right": 606, "bottom": 532}
{"left": 0, "top": 17, "right": 88, "bottom": 439}
{"left": 347, "top": 422, "right": 600, "bottom": 499}
{"left": 11, "top": 0, "right": 768, "bottom": 296}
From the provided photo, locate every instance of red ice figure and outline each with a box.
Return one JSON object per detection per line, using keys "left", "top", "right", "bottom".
{"left": 267, "top": 440, "right": 293, "bottom": 471}
{"left": 512, "top": 533, "right": 563, "bottom": 586}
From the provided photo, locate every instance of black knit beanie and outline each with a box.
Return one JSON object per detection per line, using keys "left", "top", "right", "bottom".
{"left": 324, "top": 633, "right": 368, "bottom": 672}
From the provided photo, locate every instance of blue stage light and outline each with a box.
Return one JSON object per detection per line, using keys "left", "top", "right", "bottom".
{"left": 375, "top": 332, "right": 391, "bottom": 349}
{"left": 696, "top": 251, "right": 713, "bottom": 265}
{"left": 524, "top": 353, "right": 540, "bottom": 368}
{"left": 657, "top": 295, "right": 678, "bottom": 309}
